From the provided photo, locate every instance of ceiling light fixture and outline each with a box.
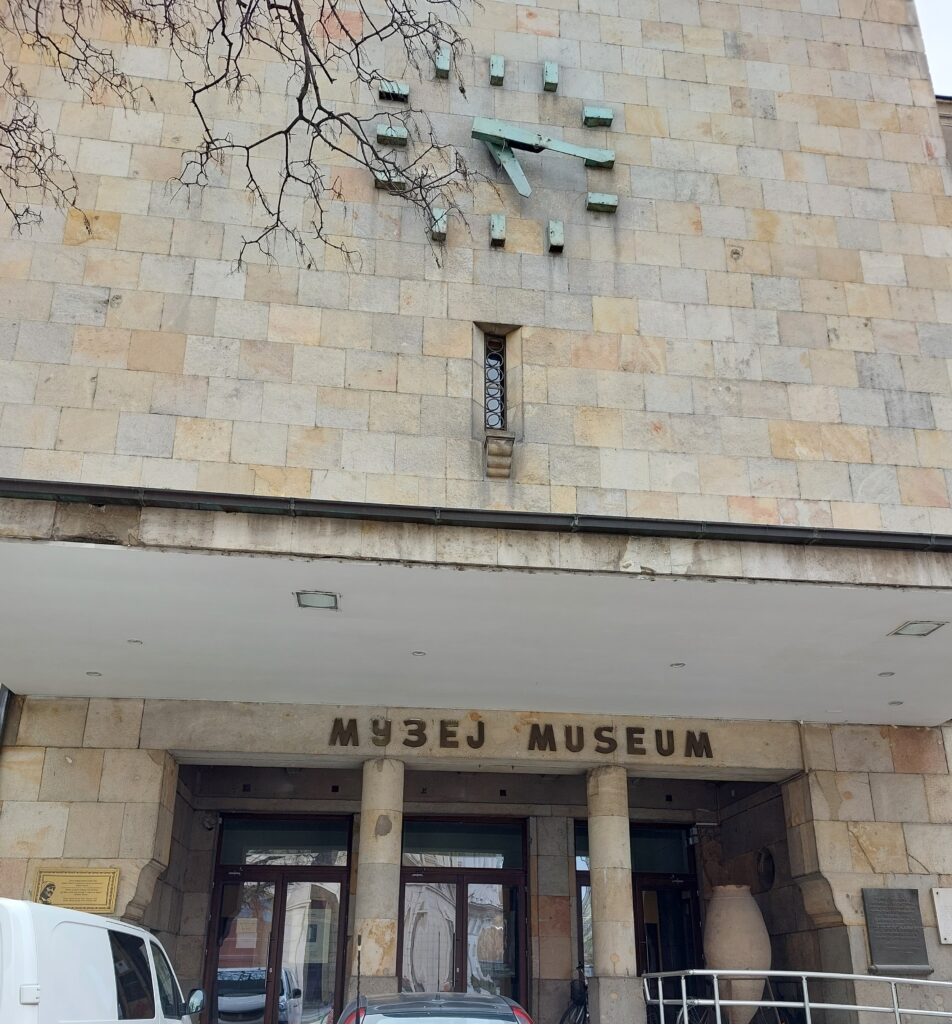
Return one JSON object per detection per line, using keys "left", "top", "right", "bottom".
{"left": 411, "top": 651, "right": 427, "bottom": 657}
{"left": 889, "top": 700, "right": 904, "bottom": 706}
{"left": 86, "top": 671, "right": 102, "bottom": 677}
{"left": 878, "top": 671, "right": 895, "bottom": 677}
{"left": 670, "top": 662, "right": 686, "bottom": 668}
{"left": 890, "top": 620, "right": 947, "bottom": 637}
{"left": 296, "top": 591, "right": 340, "bottom": 610}
{"left": 127, "top": 639, "right": 143, "bottom": 645}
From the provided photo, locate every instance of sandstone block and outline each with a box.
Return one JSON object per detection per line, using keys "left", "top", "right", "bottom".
{"left": 0, "top": 801, "right": 68, "bottom": 858}
{"left": 39, "top": 748, "right": 104, "bottom": 802}
{"left": 17, "top": 698, "right": 88, "bottom": 747}
{"left": 64, "top": 801, "right": 125, "bottom": 858}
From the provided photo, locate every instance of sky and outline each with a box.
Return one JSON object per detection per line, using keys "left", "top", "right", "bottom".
{"left": 916, "top": 0, "right": 952, "bottom": 95}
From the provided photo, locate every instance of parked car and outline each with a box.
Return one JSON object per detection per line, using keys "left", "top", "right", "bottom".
{"left": 337, "top": 992, "right": 533, "bottom": 1024}
{"left": 0, "top": 897, "right": 204, "bottom": 1024}
{"left": 216, "top": 966, "right": 303, "bottom": 1024}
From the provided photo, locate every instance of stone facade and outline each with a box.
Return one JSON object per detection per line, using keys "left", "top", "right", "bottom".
{"left": 3, "top": 695, "right": 952, "bottom": 997}
{"left": 0, "top": 0, "right": 950, "bottom": 532}
{"left": 0, "top": 696, "right": 177, "bottom": 922}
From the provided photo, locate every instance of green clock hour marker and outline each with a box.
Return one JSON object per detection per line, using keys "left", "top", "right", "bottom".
{"left": 431, "top": 208, "right": 448, "bottom": 241}
{"left": 378, "top": 80, "right": 409, "bottom": 102}
{"left": 376, "top": 125, "right": 408, "bottom": 146}
{"left": 583, "top": 106, "right": 614, "bottom": 127}
{"left": 548, "top": 221, "right": 564, "bottom": 253}
{"left": 586, "top": 192, "right": 618, "bottom": 213}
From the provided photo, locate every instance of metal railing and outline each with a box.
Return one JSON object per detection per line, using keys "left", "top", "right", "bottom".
{"left": 643, "top": 969, "right": 952, "bottom": 1024}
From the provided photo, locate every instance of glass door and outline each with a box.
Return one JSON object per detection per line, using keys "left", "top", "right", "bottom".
{"left": 281, "top": 881, "right": 343, "bottom": 1024}
{"left": 400, "top": 877, "right": 523, "bottom": 1000}
{"left": 635, "top": 880, "right": 700, "bottom": 975}
{"left": 205, "top": 818, "right": 350, "bottom": 1024}
{"left": 464, "top": 881, "right": 521, "bottom": 998}
{"left": 401, "top": 879, "right": 457, "bottom": 993}
{"left": 575, "top": 821, "right": 702, "bottom": 982}
{"left": 399, "top": 819, "right": 527, "bottom": 1006}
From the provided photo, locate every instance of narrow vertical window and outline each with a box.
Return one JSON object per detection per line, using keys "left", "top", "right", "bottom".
{"left": 484, "top": 335, "right": 506, "bottom": 430}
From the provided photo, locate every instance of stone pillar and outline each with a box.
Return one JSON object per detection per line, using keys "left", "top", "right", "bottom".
{"left": 351, "top": 757, "right": 405, "bottom": 996}
{"left": 587, "top": 765, "right": 644, "bottom": 1024}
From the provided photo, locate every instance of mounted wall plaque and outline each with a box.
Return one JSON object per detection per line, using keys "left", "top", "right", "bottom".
{"left": 862, "top": 888, "right": 932, "bottom": 975}
{"left": 33, "top": 868, "right": 120, "bottom": 914}
{"left": 933, "top": 888, "right": 952, "bottom": 944}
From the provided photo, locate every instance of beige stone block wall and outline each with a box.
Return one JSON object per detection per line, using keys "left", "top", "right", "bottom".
{"left": 0, "top": 696, "right": 178, "bottom": 921}
{"left": 0, "top": 1, "right": 950, "bottom": 530}
{"left": 142, "top": 775, "right": 215, "bottom": 991}
{"left": 787, "top": 723, "right": 952, "bottom": 980}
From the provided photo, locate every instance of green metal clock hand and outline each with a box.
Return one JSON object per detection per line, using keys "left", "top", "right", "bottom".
{"left": 483, "top": 138, "right": 532, "bottom": 197}
{"left": 472, "top": 117, "right": 615, "bottom": 168}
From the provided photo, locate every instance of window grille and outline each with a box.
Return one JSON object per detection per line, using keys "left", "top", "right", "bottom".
{"left": 484, "top": 335, "right": 506, "bottom": 430}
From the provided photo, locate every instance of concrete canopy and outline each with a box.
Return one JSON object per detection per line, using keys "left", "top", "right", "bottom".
{"left": 1, "top": 536, "right": 950, "bottom": 727}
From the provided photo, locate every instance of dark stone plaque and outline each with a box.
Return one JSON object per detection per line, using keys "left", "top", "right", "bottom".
{"left": 862, "top": 888, "right": 932, "bottom": 975}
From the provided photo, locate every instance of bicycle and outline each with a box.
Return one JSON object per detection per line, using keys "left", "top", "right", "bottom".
{"left": 558, "top": 964, "right": 589, "bottom": 1024}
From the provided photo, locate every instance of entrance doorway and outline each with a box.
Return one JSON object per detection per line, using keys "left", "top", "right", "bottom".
{"left": 575, "top": 823, "right": 701, "bottom": 977}
{"left": 398, "top": 819, "right": 527, "bottom": 1006}
{"left": 205, "top": 817, "right": 350, "bottom": 1024}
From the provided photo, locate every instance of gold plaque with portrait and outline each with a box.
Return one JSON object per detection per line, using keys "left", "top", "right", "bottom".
{"left": 32, "top": 869, "right": 120, "bottom": 914}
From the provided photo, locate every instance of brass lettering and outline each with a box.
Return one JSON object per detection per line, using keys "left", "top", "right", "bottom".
{"left": 685, "top": 730, "right": 713, "bottom": 759}
{"left": 655, "top": 729, "right": 675, "bottom": 756}
{"left": 403, "top": 719, "right": 427, "bottom": 748}
{"left": 594, "top": 725, "right": 617, "bottom": 754}
{"left": 371, "top": 719, "right": 392, "bottom": 747}
{"left": 440, "top": 720, "right": 459, "bottom": 749}
{"left": 564, "top": 726, "right": 584, "bottom": 753}
{"left": 626, "top": 727, "right": 646, "bottom": 755}
{"left": 466, "top": 721, "right": 486, "bottom": 749}
{"left": 528, "top": 723, "right": 557, "bottom": 751}
{"left": 330, "top": 718, "right": 359, "bottom": 747}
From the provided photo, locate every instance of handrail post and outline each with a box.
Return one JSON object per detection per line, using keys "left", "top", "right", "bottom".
{"left": 891, "top": 981, "right": 900, "bottom": 1024}
{"left": 714, "top": 973, "right": 723, "bottom": 1024}
{"left": 658, "top": 975, "right": 666, "bottom": 1024}
{"left": 679, "top": 973, "right": 687, "bottom": 1024}
{"left": 801, "top": 975, "right": 812, "bottom": 1024}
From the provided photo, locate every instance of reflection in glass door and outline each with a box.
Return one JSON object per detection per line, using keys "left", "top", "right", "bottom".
{"left": 399, "top": 819, "right": 527, "bottom": 1006}
{"left": 466, "top": 883, "right": 519, "bottom": 998}
{"left": 282, "top": 882, "right": 342, "bottom": 1024}
{"left": 402, "top": 881, "right": 457, "bottom": 993}
{"left": 212, "top": 881, "right": 276, "bottom": 1024}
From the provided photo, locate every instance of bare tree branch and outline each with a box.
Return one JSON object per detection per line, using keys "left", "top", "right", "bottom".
{"left": 0, "top": 0, "right": 476, "bottom": 262}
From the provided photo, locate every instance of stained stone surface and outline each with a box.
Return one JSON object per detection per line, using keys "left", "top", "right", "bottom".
{"left": 0, "top": 1, "right": 949, "bottom": 530}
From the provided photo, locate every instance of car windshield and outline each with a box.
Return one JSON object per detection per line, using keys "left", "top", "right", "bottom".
{"left": 217, "top": 969, "right": 268, "bottom": 996}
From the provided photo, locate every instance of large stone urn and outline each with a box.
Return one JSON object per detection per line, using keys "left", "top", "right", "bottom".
{"left": 703, "top": 885, "right": 771, "bottom": 1024}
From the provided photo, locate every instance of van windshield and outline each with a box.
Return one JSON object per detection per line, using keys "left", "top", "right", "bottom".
{"left": 217, "top": 968, "right": 269, "bottom": 995}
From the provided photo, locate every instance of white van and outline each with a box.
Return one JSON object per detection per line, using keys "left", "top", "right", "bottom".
{"left": 0, "top": 897, "right": 205, "bottom": 1024}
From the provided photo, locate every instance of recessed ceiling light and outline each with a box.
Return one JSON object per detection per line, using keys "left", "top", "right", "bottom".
{"left": 889, "top": 700, "right": 904, "bottom": 706}
{"left": 127, "top": 639, "right": 143, "bottom": 645}
{"left": 411, "top": 651, "right": 427, "bottom": 657}
{"left": 670, "top": 662, "right": 686, "bottom": 668}
{"left": 890, "top": 620, "right": 947, "bottom": 637}
{"left": 296, "top": 591, "right": 340, "bottom": 610}
{"left": 878, "top": 671, "right": 895, "bottom": 677}
{"left": 86, "top": 671, "right": 102, "bottom": 677}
